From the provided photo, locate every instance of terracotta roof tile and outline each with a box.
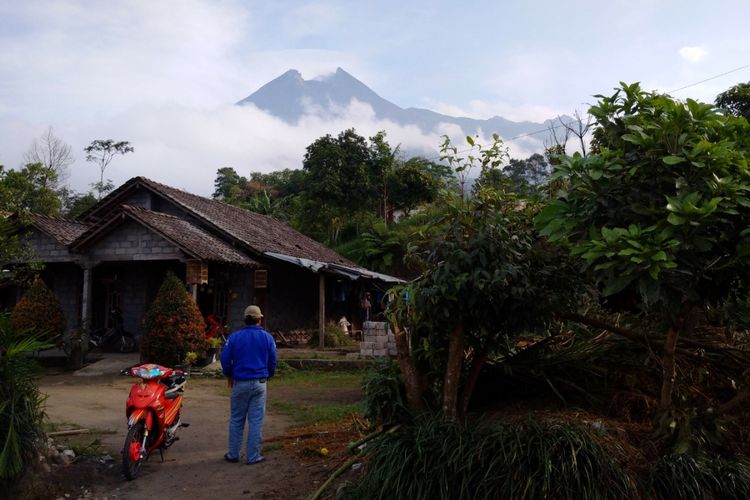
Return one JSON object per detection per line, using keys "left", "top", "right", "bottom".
{"left": 120, "top": 205, "right": 257, "bottom": 265}
{"left": 136, "top": 177, "right": 355, "bottom": 265}
{"left": 29, "top": 214, "right": 90, "bottom": 245}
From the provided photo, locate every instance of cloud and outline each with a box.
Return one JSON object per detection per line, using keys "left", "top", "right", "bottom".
{"left": 424, "top": 98, "right": 563, "bottom": 124}
{"left": 0, "top": 99, "right": 548, "bottom": 198}
{"left": 679, "top": 46, "right": 708, "bottom": 63}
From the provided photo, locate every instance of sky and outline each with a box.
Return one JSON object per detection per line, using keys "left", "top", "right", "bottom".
{"left": 1, "top": 0, "right": 750, "bottom": 196}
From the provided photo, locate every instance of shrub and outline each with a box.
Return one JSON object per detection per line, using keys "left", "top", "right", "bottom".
{"left": 362, "top": 359, "right": 411, "bottom": 426}
{"left": 648, "top": 452, "right": 750, "bottom": 500}
{"left": 0, "top": 314, "right": 51, "bottom": 480}
{"left": 11, "top": 278, "right": 66, "bottom": 342}
{"left": 140, "top": 272, "right": 207, "bottom": 366}
{"left": 346, "top": 415, "right": 636, "bottom": 500}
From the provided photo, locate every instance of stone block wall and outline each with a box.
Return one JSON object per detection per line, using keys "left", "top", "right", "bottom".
{"left": 360, "top": 321, "right": 397, "bottom": 357}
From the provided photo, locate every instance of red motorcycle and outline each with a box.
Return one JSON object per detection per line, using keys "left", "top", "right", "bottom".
{"left": 122, "top": 363, "right": 188, "bottom": 480}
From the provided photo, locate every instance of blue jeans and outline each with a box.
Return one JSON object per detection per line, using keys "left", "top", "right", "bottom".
{"left": 227, "top": 379, "right": 267, "bottom": 462}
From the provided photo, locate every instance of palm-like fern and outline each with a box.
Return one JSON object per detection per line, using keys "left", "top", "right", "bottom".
{"left": 0, "top": 313, "right": 50, "bottom": 479}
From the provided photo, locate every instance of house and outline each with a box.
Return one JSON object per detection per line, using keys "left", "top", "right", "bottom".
{"left": 4, "top": 176, "right": 401, "bottom": 343}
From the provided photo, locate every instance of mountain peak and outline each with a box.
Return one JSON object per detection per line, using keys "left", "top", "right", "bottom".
{"left": 235, "top": 69, "right": 557, "bottom": 145}
{"left": 281, "top": 69, "right": 303, "bottom": 80}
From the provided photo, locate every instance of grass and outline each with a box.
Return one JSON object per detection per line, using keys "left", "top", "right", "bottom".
{"left": 270, "top": 400, "right": 363, "bottom": 426}
{"left": 272, "top": 368, "right": 363, "bottom": 388}
{"left": 268, "top": 367, "right": 364, "bottom": 426}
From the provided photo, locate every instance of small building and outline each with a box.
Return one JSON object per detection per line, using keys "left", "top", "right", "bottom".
{"left": 3, "top": 176, "right": 400, "bottom": 343}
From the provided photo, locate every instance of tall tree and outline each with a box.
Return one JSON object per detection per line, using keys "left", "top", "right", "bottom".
{"left": 84, "top": 139, "right": 134, "bottom": 199}
{"left": 537, "top": 83, "right": 750, "bottom": 411}
{"left": 715, "top": 81, "right": 750, "bottom": 121}
{"left": 22, "top": 126, "right": 74, "bottom": 188}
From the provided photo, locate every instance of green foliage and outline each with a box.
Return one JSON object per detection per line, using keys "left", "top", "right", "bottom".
{"left": 0, "top": 217, "right": 40, "bottom": 287}
{"left": 11, "top": 278, "right": 66, "bottom": 342}
{"left": 361, "top": 359, "right": 411, "bottom": 426}
{"left": 63, "top": 192, "right": 98, "bottom": 219}
{"left": 386, "top": 156, "right": 444, "bottom": 215}
{"left": 346, "top": 415, "right": 636, "bottom": 500}
{"left": 0, "top": 314, "right": 51, "bottom": 480}
{"left": 0, "top": 163, "right": 61, "bottom": 215}
{"left": 308, "top": 323, "right": 356, "bottom": 348}
{"left": 537, "top": 82, "right": 750, "bottom": 313}
{"left": 388, "top": 134, "right": 581, "bottom": 415}
{"left": 213, "top": 167, "right": 247, "bottom": 200}
{"left": 648, "top": 452, "right": 750, "bottom": 500}
{"left": 302, "top": 128, "right": 374, "bottom": 217}
{"left": 140, "top": 272, "right": 207, "bottom": 366}
{"left": 715, "top": 81, "right": 750, "bottom": 122}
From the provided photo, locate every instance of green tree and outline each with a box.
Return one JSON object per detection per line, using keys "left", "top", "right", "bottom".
{"left": 302, "top": 128, "right": 374, "bottom": 214}
{"left": 213, "top": 167, "right": 247, "bottom": 201}
{"left": 390, "top": 135, "right": 577, "bottom": 418}
{"left": 84, "top": 139, "right": 134, "bottom": 199}
{"left": 387, "top": 157, "right": 443, "bottom": 216}
{"left": 0, "top": 163, "right": 61, "bottom": 215}
{"left": 502, "top": 153, "right": 550, "bottom": 193}
{"left": 715, "top": 81, "right": 750, "bottom": 121}
{"left": 537, "top": 82, "right": 750, "bottom": 410}
{"left": 63, "top": 191, "right": 98, "bottom": 219}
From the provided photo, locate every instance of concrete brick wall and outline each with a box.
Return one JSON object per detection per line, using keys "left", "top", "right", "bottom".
{"left": 24, "top": 229, "right": 75, "bottom": 262}
{"left": 360, "top": 321, "right": 397, "bottom": 357}
{"left": 87, "top": 221, "right": 183, "bottom": 261}
{"left": 43, "top": 263, "right": 81, "bottom": 334}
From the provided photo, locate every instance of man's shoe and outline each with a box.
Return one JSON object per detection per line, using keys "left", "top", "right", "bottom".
{"left": 224, "top": 453, "right": 239, "bottom": 463}
{"left": 246, "top": 455, "right": 265, "bottom": 465}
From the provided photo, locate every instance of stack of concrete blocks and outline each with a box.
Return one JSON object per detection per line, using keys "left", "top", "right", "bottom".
{"left": 360, "top": 321, "right": 397, "bottom": 357}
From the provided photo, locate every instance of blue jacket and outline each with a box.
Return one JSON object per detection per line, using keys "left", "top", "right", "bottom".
{"left": 221, "top": 325, "right": 277, "bottom": 381}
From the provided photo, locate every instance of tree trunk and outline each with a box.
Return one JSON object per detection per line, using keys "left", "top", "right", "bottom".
{"left": 458, "top": 349, "right": 488, "bottom": 418}
{"left": 659, "top": 303, "right": 694, "bottom": 410}
{"left": 442, "top": 323, "right": 465, "bottom": 419}
{"left": 391, "top": 321, "right": 426, "bottom": 412}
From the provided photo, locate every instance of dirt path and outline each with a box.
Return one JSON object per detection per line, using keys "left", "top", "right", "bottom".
{"left": 40, "top": 359, "right": 356, "bottom": 499}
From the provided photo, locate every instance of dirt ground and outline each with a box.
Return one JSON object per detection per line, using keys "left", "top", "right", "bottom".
{"left": 35, "top": 353, "right": 364, "bottom": 500}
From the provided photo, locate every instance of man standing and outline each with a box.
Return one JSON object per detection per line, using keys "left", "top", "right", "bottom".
{"left": 220, "top": 305, "right": 277, "bottom": 465}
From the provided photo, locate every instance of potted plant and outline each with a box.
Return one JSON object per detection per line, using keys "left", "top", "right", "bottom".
{"left": 197, "top": 337, "right": 223, "bottom": 367}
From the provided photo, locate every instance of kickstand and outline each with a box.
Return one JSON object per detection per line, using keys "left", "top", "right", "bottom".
{"left": 159, "top": 448, "right": 165, "bottom": 462}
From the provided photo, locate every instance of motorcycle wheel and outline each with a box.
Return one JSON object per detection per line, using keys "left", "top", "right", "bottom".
{"left": 118, "top": 335, "right": 136, "bottom": 354}
{"left": 122, "top": 421, "right": 147, "bottom": 480}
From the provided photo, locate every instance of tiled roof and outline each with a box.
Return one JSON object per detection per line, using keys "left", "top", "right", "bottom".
{"left": 120, "top": 205, "right": 257, "bottom": 265}
{"left": 29, "top": 213, "right": 90, "bottom": 245}
{"left": 135, "top": 177, "right": 355, "bottom": 265}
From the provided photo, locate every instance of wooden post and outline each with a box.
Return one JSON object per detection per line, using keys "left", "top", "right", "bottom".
{"left": 191, "top": 284, "right": 198, "bottom": 303}
{"left": 318, "top": 273, "right": 325, "bottom": 349}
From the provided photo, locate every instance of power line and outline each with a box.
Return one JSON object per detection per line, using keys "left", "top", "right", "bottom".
{"left": 667, "top": 62, "right": 750, "bottom": 94}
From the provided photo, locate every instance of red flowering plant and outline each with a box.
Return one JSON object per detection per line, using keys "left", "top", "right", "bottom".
{"left": 11, "top": 277, "right": 66, "bottom": 342}
{"left": 140, "top": 272, "right": 207, "bottom": 366}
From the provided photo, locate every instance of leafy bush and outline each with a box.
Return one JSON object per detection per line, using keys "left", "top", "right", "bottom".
{"left": 11, "top": 278, "right": 66, "bottom": 342}
{"left": 648, "top": 452, "right": 750, "bottom": 500}
{"left": 362, "top": 359, "right": 411, "bottom": 426}
{"left": 140, "top": 272, "right": 207, "bottom": 366}
{"left": 346, "top": 415, "right": 636, "bottom": 500}
{"left": 308, "top": 323, "right": 356, "bottom": 348}
{"left": 0, "top": 314, "right": 51, "bottom": 480}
